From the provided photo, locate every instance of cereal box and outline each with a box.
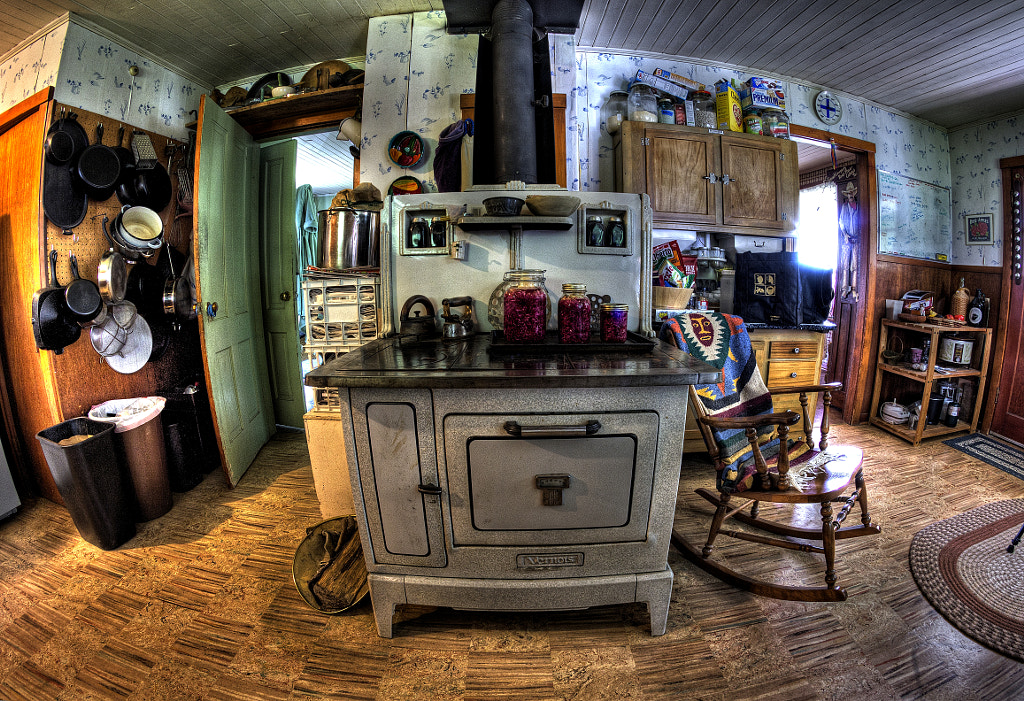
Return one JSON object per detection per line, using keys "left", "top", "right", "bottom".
{"left": 715, "top": 81, "right": 742, "bottom": 132}
{"left": 634, "top": 70, "right": 689, "bottom": 100}
{"left": 651, "top": 68, "right": 705, "bottom": 93}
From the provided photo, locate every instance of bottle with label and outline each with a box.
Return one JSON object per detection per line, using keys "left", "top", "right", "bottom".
{"left": 967, "top": 289, "right": 986, "bottom": 327}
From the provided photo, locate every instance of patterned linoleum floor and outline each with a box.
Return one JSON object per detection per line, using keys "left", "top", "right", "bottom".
{"left": 1, "top": 419, "right": 1023, "bottom": 700}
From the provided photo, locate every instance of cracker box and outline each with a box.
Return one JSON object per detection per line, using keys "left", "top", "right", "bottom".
{"left": 715, "top": 81, "right": 742, "bottom": 132}
{"left": 634, "top": 70, "right": 689, "bottom": 100}
{"left": 651, "top": 68, "right": 705, "bottom": 93}
{"left": 740, "top": 76, "right": 786, "bottom": 112}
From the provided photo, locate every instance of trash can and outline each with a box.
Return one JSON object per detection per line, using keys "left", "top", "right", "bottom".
{"left": 36, "top": 418, "right": 136, "bottom": 550}
{"left": 161, "top": 381, "right": 218, "bottom": 491}
{"left": 89, "top": 397, "right": 172, "bottom": 521}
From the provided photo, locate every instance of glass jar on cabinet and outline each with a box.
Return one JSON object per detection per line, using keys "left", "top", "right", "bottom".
{"left": 627, "top": 83, "right": 659, "bottom": 123}
{"left": 488, "top": 269, "right": 554, "bottom": 332}
{"left": 691, "top": 90, "right": 717, "bottom": 129}
{"left": 503, "top": 270, "right": 548, "bottom": 343}
{"left": 601, "top": 90, "right": 628, "bottom": 134}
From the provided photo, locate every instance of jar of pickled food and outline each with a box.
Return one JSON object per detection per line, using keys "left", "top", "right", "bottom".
{"left": 502, "top": 270, "right": 548, "bottom": 342}
{"left": 743, "top": 111, "right": 763, "bottom": 135}
{"left": 558, "top": 283, "right": 590, "bottom": 344}
{"left": 627, "top": 83, "right": 659, "bottom": 123}
{"left": 599, "top": 303, "right": 629, "bottom": 343}
{"left": 691, "top": 90, "right": 717, "bottom": 129}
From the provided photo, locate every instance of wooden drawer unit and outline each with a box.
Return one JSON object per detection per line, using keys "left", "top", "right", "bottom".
{"left": 683, "top": 328, "right": 826, "bottom": 451}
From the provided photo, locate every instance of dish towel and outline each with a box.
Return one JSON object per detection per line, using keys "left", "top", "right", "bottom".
{"left": 434, "top": 119, "right": 473, "bottom": 192}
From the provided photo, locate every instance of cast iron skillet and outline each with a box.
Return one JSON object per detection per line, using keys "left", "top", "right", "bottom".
{"left": 65, "top": 254, "right": 104, "bottom": 324}
{"left": 31, "top": 250, "right": 82, "bottom": 353}
{"left": 42, "top": 113, "right": 89, "bottom": 233}
{"left": 73, "top": 122, "right": 121, "bottom": 201}
{"left": 113, "top": 124, "right": 137, "bottom": 207}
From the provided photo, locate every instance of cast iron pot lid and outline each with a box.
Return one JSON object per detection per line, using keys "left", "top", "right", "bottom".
{"left": 42, "top": 117, "right": 89, "bottom": 232}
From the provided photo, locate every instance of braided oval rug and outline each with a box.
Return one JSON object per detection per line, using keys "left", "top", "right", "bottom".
{"left": 909, "top": 500, "right": 1024, "bottom": 661}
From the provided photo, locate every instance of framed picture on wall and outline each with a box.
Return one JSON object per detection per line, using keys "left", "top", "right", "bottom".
{"left": 965, "top": 213, "right": 994, "bottom": 245}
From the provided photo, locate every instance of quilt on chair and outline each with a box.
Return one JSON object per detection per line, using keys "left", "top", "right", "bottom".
{"left": 661, "top": 312, "right": 809, "bottom": 492}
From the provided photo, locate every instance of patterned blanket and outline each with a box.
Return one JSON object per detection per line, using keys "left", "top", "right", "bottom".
{"left": 661, "top": 312, "right": 808, "bottom": 492}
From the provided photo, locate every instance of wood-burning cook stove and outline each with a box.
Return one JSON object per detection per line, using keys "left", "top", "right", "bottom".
{"left": 306, "top": 334, "right": 717, "bottom": 637}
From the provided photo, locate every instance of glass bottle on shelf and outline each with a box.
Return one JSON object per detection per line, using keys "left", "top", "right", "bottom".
{"left": 967, "top": 289, "right": 986, "bottom": 327}
{"left": 501, "top": 270, "right": 548, "bottom": 343}
{"left": 601, "top": 90, "right": 628, "bottom": 134}
{"left": 558, "top": 283, "right": 590, "bottom": 344}
{"left": 627, "top": 83, "right": 659, "bottom": 123}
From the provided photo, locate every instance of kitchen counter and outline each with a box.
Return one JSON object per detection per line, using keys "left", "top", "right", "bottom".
{"left": 305, "top": 332, "right": 720, "bottom": 390}
{"left": 744, "top": 321, "right": 837, "bottom": 333}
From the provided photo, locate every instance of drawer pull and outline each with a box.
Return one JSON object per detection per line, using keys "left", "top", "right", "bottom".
{"left": 417, "top": 484, "right": 442, "bottom": 496}
{"left": 792, "top": 347, "right": 800, "bottom": 354}
{"left": 790, "top": 372, "right": 798, "bottom": 378}
{"left": 504, "top": 420, "right": 601, "bottom": 437}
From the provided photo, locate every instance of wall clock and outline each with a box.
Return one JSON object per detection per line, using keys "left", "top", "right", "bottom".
{"left": 814, "top": 90, "right": 843, "bottom": 125}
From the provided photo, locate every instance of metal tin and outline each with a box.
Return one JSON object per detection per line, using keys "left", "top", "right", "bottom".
{"left": 938, "top": 336, "right": 975, "bottom": 365}
{"left": 318, "top": 207, "right": 380, "bottom": 269}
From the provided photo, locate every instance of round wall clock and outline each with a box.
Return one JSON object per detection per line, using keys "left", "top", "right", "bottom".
{"left": 814, "top": 90, "right": 843, "bottom": 125}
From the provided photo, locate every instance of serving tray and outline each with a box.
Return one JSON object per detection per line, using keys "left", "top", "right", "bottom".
{"left": 487, "top": 330, "right": 656, "bottom": 356}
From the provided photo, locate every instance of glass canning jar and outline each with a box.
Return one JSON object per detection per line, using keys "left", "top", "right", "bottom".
{"left": 601, "top": 90, "right": 628, "bottom": 134}
{"left": 558, "top": 283, "right": 590, "bottom": 344}
{"left": 627, "top": 83, "right": 659, "bottom": 123}
{"left": 691, "top": 90, "right": 717, "bottom": 129}
{"left": 502, "top": 270, "right": 548, "bottom": 342}
{"left": 599, "top": 303, "right": 629, "bottom": 342}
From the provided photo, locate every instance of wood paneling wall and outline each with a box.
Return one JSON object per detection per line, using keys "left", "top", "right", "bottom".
{"left": 0, "top": 89, "right": 64, "bottom": 501}
{"left": 861, "top": 255, "right": 1003, "bottom": 426}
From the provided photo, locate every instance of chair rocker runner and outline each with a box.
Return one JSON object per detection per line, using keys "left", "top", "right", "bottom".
{"left": 662, "top": 313, "right": 880, "bottom": 601}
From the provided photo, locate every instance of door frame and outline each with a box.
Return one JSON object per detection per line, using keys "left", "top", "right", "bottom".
{"left": 986, "top": 155, "right": 1024, "bottom": 438}
{"left": 790, "top": 125, "right": 877, "bottom": 425}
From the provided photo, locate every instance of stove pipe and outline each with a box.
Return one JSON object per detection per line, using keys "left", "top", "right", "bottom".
{"left": 491, "top": 0, "right": 537, "bottom": 184}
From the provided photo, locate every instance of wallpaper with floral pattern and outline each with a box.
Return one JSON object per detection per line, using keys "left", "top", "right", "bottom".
{"left": 0, "top": 19, "right": 206, "bottom": 142}
{"left": 0, "top": 23, "right": 67, "bottom": 113}
{"left": 948, "top": 117, "right": 1024, "bottom": 267}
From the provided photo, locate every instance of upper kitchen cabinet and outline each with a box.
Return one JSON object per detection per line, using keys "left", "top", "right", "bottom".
{"left": 615, "top": 122, "right": 798, "bottom": 236}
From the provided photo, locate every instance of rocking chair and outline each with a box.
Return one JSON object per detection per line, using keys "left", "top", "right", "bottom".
{"left": 661, "top": 313, "right": 881, "bottom": 601}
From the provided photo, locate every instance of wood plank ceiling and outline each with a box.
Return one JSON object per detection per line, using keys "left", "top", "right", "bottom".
{"left": 2, "top": 0, "right": 1024, "bottom": 130}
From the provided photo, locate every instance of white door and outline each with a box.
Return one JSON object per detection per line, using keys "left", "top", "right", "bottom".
{"left": 194, "top": 95, "right": 274, "bottom": 486}
{"left": 259, "top": 141, "right": 304, "bottom": 428}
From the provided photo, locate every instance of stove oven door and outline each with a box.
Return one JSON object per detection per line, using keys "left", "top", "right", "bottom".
{"left": 443, "top": 411, "right": 660, "bottom": 546}
{"left": 350, "top": 388, "right": 446, "bottom": 567}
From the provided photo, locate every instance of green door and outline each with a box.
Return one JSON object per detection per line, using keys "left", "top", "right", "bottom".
{"left": 194, "top": 95, "right": 274, "bottom": 486}
{"left": 259, "top": 141, "right": 304, "bottom": 428}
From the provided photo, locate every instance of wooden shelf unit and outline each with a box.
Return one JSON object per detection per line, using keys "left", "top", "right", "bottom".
{"left": 869, "top": 319, "right": 992, "bottom": 446}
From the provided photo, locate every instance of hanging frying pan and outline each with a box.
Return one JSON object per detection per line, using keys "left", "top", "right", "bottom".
{"left": 42, "top": 114, "right": 88, "bottom": 233}
{"left": 73, "top": 122, "right": 121, "bottom": 201}
{"left": 65, "top": 253, "right": 104, "bottom": 325}
{"left": 113, "top": 124, "right": 137, "bottom": 207}
{"left": 97, "top": 248, "right": 128, "bottom": 304}
{"left": 132, "top": 151, "right": 172, "bottom": 212}
{"left": 44, "top": 107, "right": 76, "bottom": 165}
{"left": 31, "top": 250, "right": 82, "bottom": 353}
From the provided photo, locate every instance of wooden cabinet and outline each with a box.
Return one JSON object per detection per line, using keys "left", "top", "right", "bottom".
{"left": 684, "top": 327, "right": 825, "bottom": 450}
{"left": 615, "top": 121, "right": 798, "bottom": 235}
{"left": 869, "top": 319, "right": 992, "bottom": 446}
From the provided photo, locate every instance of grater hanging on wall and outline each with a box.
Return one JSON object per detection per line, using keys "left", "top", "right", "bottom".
{"left": 131, "top": 131, "right": 159, "bottom": 169}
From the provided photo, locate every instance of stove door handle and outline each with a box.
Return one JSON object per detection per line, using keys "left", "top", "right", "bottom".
{"left": 503, "top": 420, "right": 601, "bottom": 437}
{"left": 417, "top": 484, "right": 442, "bottom": 496}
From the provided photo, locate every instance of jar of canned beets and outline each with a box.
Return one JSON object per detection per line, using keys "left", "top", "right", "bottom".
{"left": 503, "top": 270, "right": 549, "bottom": 342}
{"left": 599, "top": 303, "right": 629, "bottom": 343}
{"left": 558, "top": 283, "right": 590, "bottom": 344}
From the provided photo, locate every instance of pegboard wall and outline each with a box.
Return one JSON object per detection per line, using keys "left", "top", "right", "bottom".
{"left": 44, "top": 101, "right": 191, "bottom": 289}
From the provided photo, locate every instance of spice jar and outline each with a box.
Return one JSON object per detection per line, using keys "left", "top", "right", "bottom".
{"left": 599, "top": 303, "right": 629, "bottom": 343}
{"left": 600, "top": 90, "right": 628, "bottom": 134}
{"left": 691, "top": 90, "right": 717, "bottom": 129}
{"left": 502, "top": 270, "right": 548, "bottom": 342}
{"left": 558, "top": 283, "right": 590, "bottom": 344}
{"left": 627, "top": 83, "right": 659, "bottom": 123}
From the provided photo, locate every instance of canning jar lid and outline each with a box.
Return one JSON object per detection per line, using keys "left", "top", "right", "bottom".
{"left": 562, "top": 283, "right": 587, "bottom": 293}
{"left": 599, "top": 303, "right": 628, "bottom": 311}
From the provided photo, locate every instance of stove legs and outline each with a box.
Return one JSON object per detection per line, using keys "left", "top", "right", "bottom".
{"left": 637, "top": 569, "right": 674, "bottom": 636}
{"left": 368, "top": 573, "right": 406, "bottom": 638}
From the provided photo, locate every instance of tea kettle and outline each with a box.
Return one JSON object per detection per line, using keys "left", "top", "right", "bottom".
{"left": 398, "top": 295, "right": 438, "bottom": 339}
{"left": 441, "top": 296, "right": 474, "bottom": 339}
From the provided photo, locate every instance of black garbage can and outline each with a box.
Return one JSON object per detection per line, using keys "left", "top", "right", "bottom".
{"left": 162, "top": 381, "right": 219, "bottom": 491}
{"left": 36, "top": 418, "right": 136, "bottom": 550}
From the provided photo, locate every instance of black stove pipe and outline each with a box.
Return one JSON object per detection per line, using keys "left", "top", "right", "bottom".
{"left": 491, "top": 0, "right": 537, "bottom": 184}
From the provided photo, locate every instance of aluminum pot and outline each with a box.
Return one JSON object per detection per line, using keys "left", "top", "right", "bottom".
{"left": 317, "top": 207, "right": 379, "bottom": 269}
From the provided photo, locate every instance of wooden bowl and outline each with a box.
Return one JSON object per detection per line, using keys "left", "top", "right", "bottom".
{"left": 525, "top": 195, "right": 581, "bottom": 217}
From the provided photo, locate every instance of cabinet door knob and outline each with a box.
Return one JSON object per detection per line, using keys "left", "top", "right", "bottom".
{"left": 792, "top": 347, "right": 800, "bottom": 354}
{"left": 790, "top": 372, "right": 798, "bottom": 378}
{"left": 280, "top": 291, "right": 291, "bottom": 301}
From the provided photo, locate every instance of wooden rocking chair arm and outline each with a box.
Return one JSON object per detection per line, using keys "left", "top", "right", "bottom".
{"left": 701, "top": 410, "right": 801, "bottom": 431}
{"left": 771, "top": 382, "right": 843, "bottom": 396}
